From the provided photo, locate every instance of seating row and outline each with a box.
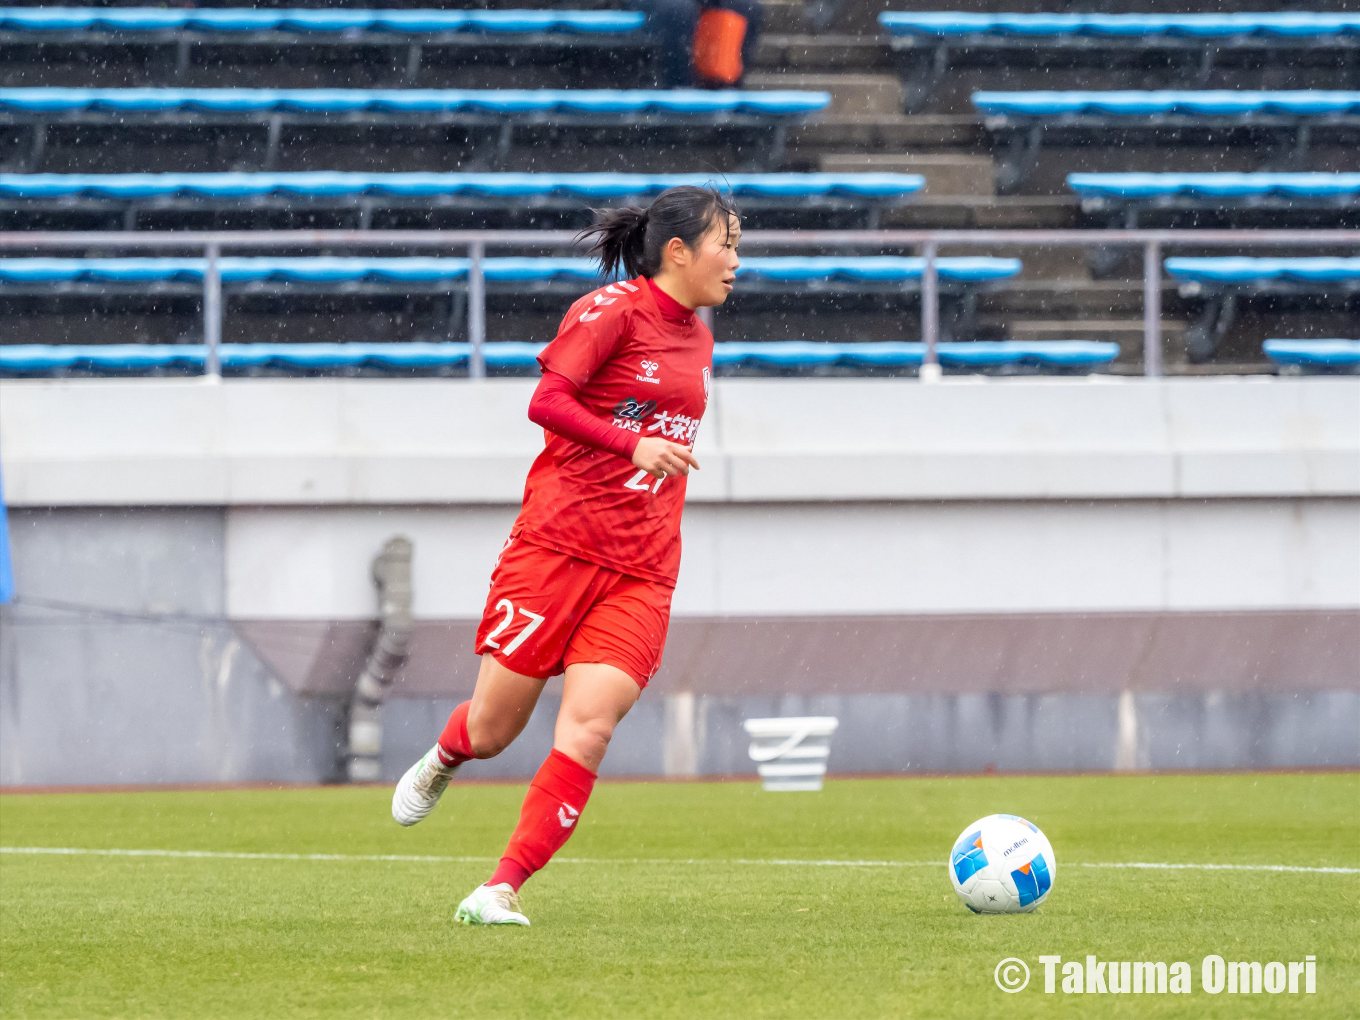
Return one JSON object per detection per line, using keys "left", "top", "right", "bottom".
{"left": 0, "top": 88, "right": 829, "bottom": 172}
{"left": 1068, "top": 172, "right": 1360, "bottom": 202}
{"left": 7, "top": 254, "right": 1346, "bottom": 287}
{"left": 0, "top": 256, "right": 1022, "bottom": 289}
{"left": 881, "top": 13, "right": 1360, "bottom": 40}
{"left": 7, "top": 86, "right": 1352, "bottom": 181}
{"left": 11, "top": 8, "right": 1356, "bottom": 41}
{"left": 0, "top": 340, "right": 1120, "bottom": 374}
{"left": 0, "top": 171, "right": 924, "bottom": 229}
{"left": 969, "top": 91, "right": 1360, "bottom": 191}
{"left": 1162, "top": 258, "right": 1360, "bottom": 362}
{"left": 882, "top": 15, "right": 1360, "bottom": 111}
{"left": 1067, "top": 173, "right": 1360, "bottom": 229}
{"left": 6, "top": 86, "right": 1351, "bottom": 118}
{"left": 1263, "top": 340, "right": 1360, "bottom": 368}
{"left": 17, "top": 10, "right": 1357, "bottom": 39}
{"left": 5, "top": 338, "right": 1354, "bottom": 375}
{"left": 0, "top": 88, "right": 827, "bottom": 115}
{"left": 0, "top": 8, "right": 644, "bottom": 36}
{"left": 1164, "top": 257, "right": 1360, "bottom": 287}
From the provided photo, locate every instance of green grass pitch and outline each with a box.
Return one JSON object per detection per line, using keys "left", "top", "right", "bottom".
{"left": 2, "top": 773, "right": 1357, "bottom": 1018}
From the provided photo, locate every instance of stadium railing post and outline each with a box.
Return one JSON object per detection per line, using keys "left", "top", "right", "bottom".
{"left": 1143, "top": 240, "right": 1162, "bottom": 378}
{"left": 203, "top": 242, "right": 222, "bottom": 378}
{"left": 468, "top": 240, "right": 486, "bottom": 380}
{"left": 920, "top": 240, "right": 941, "bottom": 382}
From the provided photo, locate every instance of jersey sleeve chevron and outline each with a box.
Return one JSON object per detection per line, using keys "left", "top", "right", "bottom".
{"left": 537, "top": 280, "right": 642, "bottom": 388}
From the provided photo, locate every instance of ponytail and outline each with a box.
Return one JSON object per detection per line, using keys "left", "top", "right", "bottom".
{"left": 579, "top": 185, "right": 739, "bottom": 280}
{"left": 581, "top": 205, "right": 650, "bottom": 280}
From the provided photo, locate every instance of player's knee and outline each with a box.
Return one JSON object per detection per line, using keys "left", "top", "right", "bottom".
{"left": 564, "top": 716, "right": 614, "bottom": 763}
{"left": 466, "top": 716, "right": 513, "bottom": 759}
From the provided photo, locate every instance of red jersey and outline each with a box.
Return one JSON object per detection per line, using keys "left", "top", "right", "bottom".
{"left": 512, "top": 277, "right": 713, "bottom": 586}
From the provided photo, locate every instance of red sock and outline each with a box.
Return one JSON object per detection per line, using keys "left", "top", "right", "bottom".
{"left": 488, "top": 749, "right": 597, "bottom": 891}
{"left": 435, "top": 701, "right": 473, "bottom": 767}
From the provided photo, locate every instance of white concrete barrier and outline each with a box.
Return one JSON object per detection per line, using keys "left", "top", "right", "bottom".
{"left": 743, "top": 716, "right": 839, "bottom": 791}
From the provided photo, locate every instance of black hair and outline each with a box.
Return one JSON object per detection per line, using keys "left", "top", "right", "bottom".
{"left": 580, "top": 185, "right": 739, "bottom": 280}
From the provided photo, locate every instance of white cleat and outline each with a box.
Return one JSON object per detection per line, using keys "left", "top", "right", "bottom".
{"left": 391, "top": 745, "right": 458, "bottom": 827}
{"left": 456, "top": 883, "right": 530, "bottom": 926}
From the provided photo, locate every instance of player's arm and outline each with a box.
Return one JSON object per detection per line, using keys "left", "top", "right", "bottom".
{"left": 527, "top": 372, "right": 698, "bottom": 479}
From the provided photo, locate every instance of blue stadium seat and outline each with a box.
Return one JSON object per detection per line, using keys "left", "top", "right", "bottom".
{"left": 0, "top": 171, "right": 922, "bottom": 201}
{"left": 0, "top": 343, "right": 207, "bottom": 373}
{"left": 1163, "top": 257, "right": 1360, "bottom": 286}
{"left": 972, "top": 91, "right": 1360, "bottom": 117}
{"left": 0, "top": 171, "right": 925, "bottom": 230}
{"left": 0, "top": 9, "right": 646, "bottom": 36}
{"left": 0, "top": 88, "right": 830, "bottom": 172}
{"left": 0, "top": 10, "right": 653, "bottom": 92}
{"left": 973, "top": 92, "right": 1360, "bottom": 191}
{"left": 0, "top": 339, "right": 1118, "bottom": 376}
{"left": 713, "top": 340, "right": 1117, "bottom": 368}
{"left": 880, "top": 15, "right": 1360, "bottom": 112}
{"left": 881, "top": 14, "right": 1360, "bottom": 39}
{"left": 1067, "top": 172, "right": 1360, "bottom": 202}
{"left": 0, "top": 87, "right": 830, "bottom": 116}
{"left": 1164, "top": 258, "right": 1360, "bottom": 362}
{"left": 1262, "top": 339, "right": 1360, "bottom": 369}
{"left": 1066, "top": 173, "right": 1360, "bottom": 230}
{"left": 0, "top": 255, "right": 1021, "bottom": 288}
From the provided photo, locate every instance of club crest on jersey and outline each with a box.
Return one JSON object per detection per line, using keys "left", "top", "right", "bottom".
{"left": 636, "top": 359, "right": 661, "bottom": 385}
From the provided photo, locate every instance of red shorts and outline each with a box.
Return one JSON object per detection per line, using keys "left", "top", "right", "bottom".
{"left": 474, "top": 535, "right": 673, "bottom": 687}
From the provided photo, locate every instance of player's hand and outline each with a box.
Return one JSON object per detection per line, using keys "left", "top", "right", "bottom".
{"left": 632, "top": 437, "right": 700, "bottom": 479}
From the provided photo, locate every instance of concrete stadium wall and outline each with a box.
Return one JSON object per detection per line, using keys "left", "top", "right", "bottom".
{"left": 2, "top": 376, "right": 1357, "bottom": 784}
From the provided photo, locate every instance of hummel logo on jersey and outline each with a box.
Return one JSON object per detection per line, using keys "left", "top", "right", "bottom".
{"left": 557, "top": 804, "right": 580, "bottom": 828}
{"left": 578, "top": 281, "right": 638, "bottom": 323}
{"left": 636, "top": 359, "right": 661, "bottom": 385}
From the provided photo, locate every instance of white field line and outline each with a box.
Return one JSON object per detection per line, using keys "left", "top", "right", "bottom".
{"left": 1, "top": 846, "right": 1356, "bottom": 874}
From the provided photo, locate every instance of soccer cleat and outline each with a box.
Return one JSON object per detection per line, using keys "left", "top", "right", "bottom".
{"left": 391, "top": 746, "right": 458, "bottom": 827}
{"left": 456, "top": 883, "right": 530, "bottom": 926}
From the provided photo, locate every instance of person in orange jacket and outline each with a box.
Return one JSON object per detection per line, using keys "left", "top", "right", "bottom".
{"left": 631, "top": 0, "right": 765, "bottom": 88}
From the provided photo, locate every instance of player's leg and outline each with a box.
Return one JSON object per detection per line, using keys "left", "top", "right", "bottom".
{"left": 457, "top": 663, "right": 640, "bottom": 926}
{"left": 459, "top": 575, "right": 668, "bottom": 926}
{"left": 392, "top": 653, "right": 546, "bottom": 827}
{"left": 393, "top": 538, "right": 600, "bottom": 827}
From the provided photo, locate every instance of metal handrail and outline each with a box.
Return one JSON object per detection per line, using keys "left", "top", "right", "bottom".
{"left": 3, "top": 228, "right": 1357, "bottom": 378}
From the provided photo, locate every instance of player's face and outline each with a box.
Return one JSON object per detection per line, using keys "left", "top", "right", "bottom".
{"left": 687, "top": 214, "right": 741, "bottom": 307}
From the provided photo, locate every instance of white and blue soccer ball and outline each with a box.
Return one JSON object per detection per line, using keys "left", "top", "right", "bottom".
{"left": 948, "top": 813, "right": 1056, "bottom": 914}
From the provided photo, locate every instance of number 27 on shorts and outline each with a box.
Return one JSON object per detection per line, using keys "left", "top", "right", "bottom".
{"left": 483, "top": 598, "right": 546, "bottom": 656}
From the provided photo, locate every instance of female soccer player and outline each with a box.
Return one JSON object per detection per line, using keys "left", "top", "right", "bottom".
{"left": 391, "top": 186, "right": 739, "bottom": 926}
